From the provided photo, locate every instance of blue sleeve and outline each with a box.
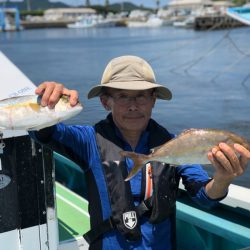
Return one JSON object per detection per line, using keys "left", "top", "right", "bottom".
{"left": 192, "top": 186, "right": 227, "bottom": 208}
{"left": 53, "top": 123, "right": 96, "bottom": 163}
{"left": 176, "top": 164, "right": 225, "bottom": 209}
{"left": 29, "top": 123, "right": 96, "bottom": 170}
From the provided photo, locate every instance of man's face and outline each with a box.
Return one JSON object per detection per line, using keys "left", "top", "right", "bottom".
{"left": 102, "top": 89, "right": 156, "bottom": 134}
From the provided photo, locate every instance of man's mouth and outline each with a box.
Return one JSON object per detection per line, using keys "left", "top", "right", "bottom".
{"left": 124, "top": 114, "right": 144, "bottom": 119}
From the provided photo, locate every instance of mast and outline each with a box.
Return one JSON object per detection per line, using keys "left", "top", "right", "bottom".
{"left": 26, "top": 0, "right": 31, "bottom": 11}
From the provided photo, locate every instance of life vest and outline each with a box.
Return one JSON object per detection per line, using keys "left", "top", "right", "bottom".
{"left": 83, "top": 114, "right": 180, "bottom": 245}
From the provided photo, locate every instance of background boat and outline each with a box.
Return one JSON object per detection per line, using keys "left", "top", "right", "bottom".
{"left": 226, "top": 5, "right": 250, "bottom": 25}
{"left": 0, "top": 7, "right": 21, "bottom": 31}
{"left": 67, "top": 15, "right": 117, "bottom": 29}
{"left": 67, "top": 16, "right": 97, "bottom": 28}
{"left": 173, "top": 15, "right": 195, "bottom": 28}
{"left": 128, "top": 14, "right": 168, "bottom": 28}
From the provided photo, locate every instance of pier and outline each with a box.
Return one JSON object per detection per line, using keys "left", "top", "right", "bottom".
{"left": 21, "top": 20, "right": 72, "bottom": 29}
{"left": 194, "top": 15, "right": 245, "bottom": 30}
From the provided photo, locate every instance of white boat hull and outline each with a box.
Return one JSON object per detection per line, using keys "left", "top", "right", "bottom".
{"left": 226, "top": 7, "right": 250, "bottom": 25}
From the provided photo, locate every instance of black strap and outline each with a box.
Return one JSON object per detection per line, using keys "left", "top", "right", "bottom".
{"left": 83, "top": 217, "right": 114, "bottom": 244}
{"left": 136, "top": 197, "right": 152, "bottom": 217}
{"left": 83, "top": 197, "right": 153, "bottom": 245}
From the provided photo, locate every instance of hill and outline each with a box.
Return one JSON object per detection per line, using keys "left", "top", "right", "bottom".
{"left": 106, "top": 2, "right": 152, "bottom": 12}
{"left": 2, "top": 0, "right": 151, "bottom": 12}
{"left": 3, "top": 0, "right": 72, "bottom": 11}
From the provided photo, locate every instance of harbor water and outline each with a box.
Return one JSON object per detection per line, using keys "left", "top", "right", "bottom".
{"left": 0, "top": 26, "right": 250, "bottom": 188}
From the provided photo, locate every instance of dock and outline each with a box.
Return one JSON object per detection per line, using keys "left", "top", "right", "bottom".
{"left": 20, "top": 16, "right": 246, "bottom": 31}
{"left": 21, "top": 20, "right": 72, "bottom": 29}
{"left": 194, "top": 15, "right": 245, "bottom": 30}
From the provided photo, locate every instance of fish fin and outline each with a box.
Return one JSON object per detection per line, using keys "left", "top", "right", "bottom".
{"left": 179, "top": 128, "right": 197, "bottom": 136}
{"left": 120, "top": 151, "right": 149, "bottom": 181}
{"left": 28, "top": 103, "right": 40, "bottom": 112}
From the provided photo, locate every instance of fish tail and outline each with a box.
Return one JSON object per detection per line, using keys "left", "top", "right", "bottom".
{"left": 120, "top": 151, "right": 150, "bottom": 181}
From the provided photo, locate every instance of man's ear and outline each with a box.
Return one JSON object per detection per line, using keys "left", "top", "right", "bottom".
{"left": 100, "top": 95, "right": 111, "bottom": 111}
{"left": 152, "top": 95, "right": 156, "bottom": 108}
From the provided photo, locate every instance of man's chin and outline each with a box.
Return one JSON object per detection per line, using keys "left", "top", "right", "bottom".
{"left": 125, "top": 122, "right": 146, "bottom": 131}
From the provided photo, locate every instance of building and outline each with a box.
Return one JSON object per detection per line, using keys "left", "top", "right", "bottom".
{"left": 168, "top": 0, "right": 212, "bottom": 10}
{"left": 44, "top": 8, "right": 97, "bottom": 22}
{"left": 167, "top": 0, "right": 234, "bottom": 16}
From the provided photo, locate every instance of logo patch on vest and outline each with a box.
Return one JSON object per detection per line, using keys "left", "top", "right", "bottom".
{"left": 123, "top": 211, "right": 137, "bottom": 229}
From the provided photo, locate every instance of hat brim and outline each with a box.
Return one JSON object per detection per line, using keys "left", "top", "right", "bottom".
{"left": 87, "top": 81, "right": 172, "bottom": 100}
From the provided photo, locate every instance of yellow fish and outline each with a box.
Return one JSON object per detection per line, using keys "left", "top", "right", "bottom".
{"left": 0, "top": 95, "right": 83, "bottom": 130}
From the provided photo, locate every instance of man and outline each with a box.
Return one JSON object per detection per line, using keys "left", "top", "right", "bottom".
{"left": 30, "top": 55, "right": 250, "bottom": 250}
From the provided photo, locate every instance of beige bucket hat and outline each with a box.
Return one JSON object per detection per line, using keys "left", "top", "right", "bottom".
{"left": 87, "top": 55, "right": 172, "bottom": 100}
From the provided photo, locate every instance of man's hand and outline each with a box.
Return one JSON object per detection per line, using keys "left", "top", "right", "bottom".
{"left": 206, "top": 143, "right": 250, "bottom": 199}
{"left": 35, "top": 81, "right": 79, "bottom": 109}
{"left": 208, "top": 143, "right": 250, "bottom": 181}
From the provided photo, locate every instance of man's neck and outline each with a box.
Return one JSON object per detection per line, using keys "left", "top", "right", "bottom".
{"left": 119, "top": 129, "right": 142, "bottom": 150}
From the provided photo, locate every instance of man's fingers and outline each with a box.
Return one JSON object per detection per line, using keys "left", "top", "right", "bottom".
{"left": 210, "top": 146, "right": 234, "bottom": 174}
{"left": 47, "top": 84, "right": 65, "bottom": 108}
{"left": 207, "top": 151, "right": 220, "bottom": 171}
{"left": 35, "top": 82, "right": 78, "bottom": 108}
{"left": 234, "top": 143, "right": 250, "bottom": 173}
{"left": 218, "top": 143, "right": 241, "bottom": 174}
{"left": 38, "top": 82, "right": 56, "bottom": 107}
{"left": 35, "top": 82, "right": 48, "bottom": 96}
{"left": 234, "top": 143, "right": 250, "bottom": 159}
{"left": 36, "top": 82, "right": 80, "bottom": 108}
{"left": 63, "top": 89, "right": 79, "bottom": 106}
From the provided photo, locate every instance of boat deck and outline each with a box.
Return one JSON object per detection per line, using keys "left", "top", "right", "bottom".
{"left": 56, "top": 182, "right": 90, "bottom": 243}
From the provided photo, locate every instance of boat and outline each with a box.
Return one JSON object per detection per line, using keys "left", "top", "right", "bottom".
{"left": 0, "top": 51, "right": 250, "bottom": 250}
{"left": 67, "top": 15, "right": 116, "bottom": 29}
{"left": 226, "top": 5, "right": 250, "bottom": 25}
{"left": 173, "top": 16, "right": 195, "bottom": 28}
{"left": 67, "top": 16, "right": 98, "bottom": 28}
{"left": 0, "top": 7, "right": 21, "bottom": 31}
{"left": 127, "top": 15, "right": 166, "bottom": 28}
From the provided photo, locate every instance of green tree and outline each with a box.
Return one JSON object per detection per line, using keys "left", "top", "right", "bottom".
{"left": 232, "top": 0, "right": 246, "bottom": 5}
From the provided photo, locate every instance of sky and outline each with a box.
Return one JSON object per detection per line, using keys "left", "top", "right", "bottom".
{"left": 49, "top": 0, "right": 168, "bottom": 8}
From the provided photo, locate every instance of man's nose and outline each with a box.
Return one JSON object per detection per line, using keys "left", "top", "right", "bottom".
{"left": 128, "top": 98, "right": 138, "bottom": 111}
